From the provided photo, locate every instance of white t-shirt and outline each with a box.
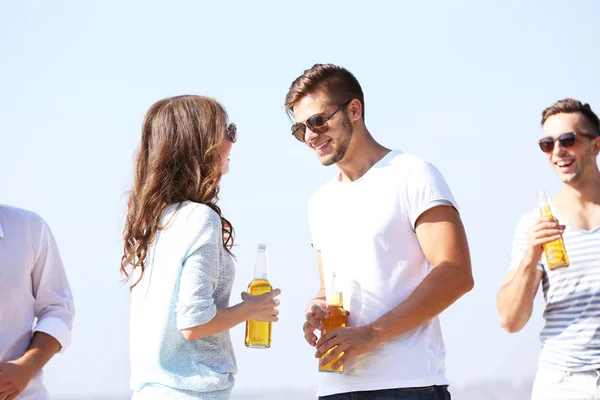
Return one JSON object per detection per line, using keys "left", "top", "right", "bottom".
{"left": 308, "top": 150, "right": 457, "bottom": 396}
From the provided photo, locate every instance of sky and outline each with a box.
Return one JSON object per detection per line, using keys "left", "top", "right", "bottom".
{"left": 1, "top": 0, "right": 600, "bottom": 398}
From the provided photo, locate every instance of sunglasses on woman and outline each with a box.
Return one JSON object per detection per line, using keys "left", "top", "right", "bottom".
{"left": 538, "top": 131, "right": 598, "bottom": 153}
{"left": 291, "top": 99, "right": 353, "bottom": 142}
{"left": 226, "top": 123, "right": 237, "bottom": 143}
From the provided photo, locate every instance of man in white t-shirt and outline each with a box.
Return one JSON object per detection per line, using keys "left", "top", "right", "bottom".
{"left": 284, "top": 64, "right": 474, "bottom": 399}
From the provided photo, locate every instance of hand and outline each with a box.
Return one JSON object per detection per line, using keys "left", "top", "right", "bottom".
{"left": 303, "top": 300, "right": 328, "bottom": 347}
{"left": 524, "top": 217, "right": 566, "bottom": 265}
{"left": 315, "top": 326, "right": 380, "bottom": 370}
{"left": 0, "top": 360, "right": 36, "bottom": 400}
{"left": 241, "top": 288, "right": 281, "bottom": 322}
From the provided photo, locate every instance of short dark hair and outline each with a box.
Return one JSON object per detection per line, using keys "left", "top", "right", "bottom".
{"left": 285, "top": 63, "right": 365, "bottom": 120}
{"left": 541, "top": 98, "right": 600, "bottom": 136}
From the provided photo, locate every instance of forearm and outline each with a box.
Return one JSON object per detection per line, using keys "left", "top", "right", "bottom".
{"left": 497, "top": 259, "right": 541, "bottom": 333}
{"left": 368, "top": 262, "right": 473, "bottom": 344}
{"left": 15, "top": 332, "right": 61, "bottom": 377}
{"left": 181, "top": 303, "right": 247, "bottom": 340}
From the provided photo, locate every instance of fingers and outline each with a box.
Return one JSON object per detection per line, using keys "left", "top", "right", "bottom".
{"left": 311, "top": 302, "right": 327, "bottom": 314}
{"left": 265, "top": 288, "right": 281, "bottom": 299}
{"left": 330, "top": 348, "right": 349, "bottom": 370}
{"left": 243, "top": 288, "right": 281, "bottom": 301}
{"left": 529, "top": 220, "right": 566, "bottom": 248}
{"left": 305, "top": 312, "right": 323, "bottom": 331}
{"left": 254, "top": 289, "right": 281, "bottom": 307}
{"left": 303, "top": 322, "right": 318, "bottom": 346}
{"left": 244, "top": 290, "right": 281, "bottom": 308}
{"left": 315, "top": 336, "right": 340, "bottom": 359}
{"left": 315, "top": 331, "right": 340, "bottom": 357}
{"left": 319, "top": 343, "right": 347, "bottom": 367}
{"left": 532, "top": 228, "right": 565, "bottom": 243}
{"left": 532, "top": 222, "right": 565, "bottom": 233}
{"left": 537, "top": 216, "right": 558, "bottom": 223}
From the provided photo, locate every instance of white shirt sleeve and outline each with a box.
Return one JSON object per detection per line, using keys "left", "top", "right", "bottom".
{"left": 175, "top": 207, "right": 221, "bottom": 330}
{"left": 404, "top": 159, "right": 458, "bottom": 230}
{"left": 32, "top": 220, "right": 75, "bottom": 351}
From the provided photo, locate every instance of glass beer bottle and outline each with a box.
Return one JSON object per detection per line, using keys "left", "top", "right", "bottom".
{"left": 319, "top": 274, "right": 347, "bottom": 373}
{"left": 538, "top": 190, "right": 569, "bottom": 270}
{"left": 244, "top": 243, "right": 273, "bottom": 348}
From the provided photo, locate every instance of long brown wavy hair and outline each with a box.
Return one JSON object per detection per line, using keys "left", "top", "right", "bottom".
{"left": 121, "top": 95, "right": 235, "bottom": 290}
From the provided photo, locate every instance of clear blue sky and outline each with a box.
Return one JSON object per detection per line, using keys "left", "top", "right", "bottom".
{"left": 1, "top": 1, "right": 599, "bottom": 397}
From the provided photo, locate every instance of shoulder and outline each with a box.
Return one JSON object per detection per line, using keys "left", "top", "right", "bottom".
{"left": 167, "top": 201, "right": 222, "bottom": 230}
{"left": 0, "top": 204, "right": 47, "bottom": 230}
{"left": 399, "top": 153, "right": 443, "bottom": 178}
{"left": 379, "top": 151, "right": 444, "bottom": 181}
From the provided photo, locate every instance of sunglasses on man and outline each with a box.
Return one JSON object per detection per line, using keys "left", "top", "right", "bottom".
{"left": 291, "top": 99, "right": 353, "bottom": 142}
{"left": 225, "top": 123, "right": 237, "bottom": 143}
{"left": 538, "top": 131, "right": 598, "bottom": 153}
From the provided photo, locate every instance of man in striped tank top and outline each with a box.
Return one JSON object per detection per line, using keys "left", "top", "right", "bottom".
{"left": 497, "top": 98, "right": 600, "bottom": 400}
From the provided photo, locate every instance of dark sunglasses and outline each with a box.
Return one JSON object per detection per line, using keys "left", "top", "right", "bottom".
{"left": 291, "top": 99, "right": 353, "bottom": 142}
{"left": 538, "top": 131, "right": 597, "bottom": 153}
{"left": 225, "top": 122, "right": 237, "bottom": 143}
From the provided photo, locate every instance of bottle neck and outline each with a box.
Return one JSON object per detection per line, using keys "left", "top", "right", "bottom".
{"left": 538, "top": 190, "right": 549, "bottom": 207}
{"left": 328, "top": 292, "right": 343, "bottom": 307}
{"left": 253, "top": 248, "right": 269, "bottom": 280}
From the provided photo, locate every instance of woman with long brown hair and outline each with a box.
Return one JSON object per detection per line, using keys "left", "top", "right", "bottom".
{"left": 121, "top": 95, "right": 281, "bottom": 399}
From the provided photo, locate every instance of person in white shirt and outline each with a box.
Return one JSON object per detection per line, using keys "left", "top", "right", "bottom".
{"left": 497, "top": 98, "right": 600, "bottom": 400}
{"left": 121, "top": 95, "right": 281, "bottom": 399}
{"left": 0, "top": 205, "right": 75, "bottom": 400}
{"left": 284, "top": 64, "right": 474, "bottom": 400}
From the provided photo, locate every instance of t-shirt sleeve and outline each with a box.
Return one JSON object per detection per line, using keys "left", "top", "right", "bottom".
{"left": 175, "top": 206, "right": 222, "bottom": 330}
{"left": 404, "top": 159, "right": 458, "bottom": 230}
{"left": 509, "top": 212, "right": 544, "bottom": 271}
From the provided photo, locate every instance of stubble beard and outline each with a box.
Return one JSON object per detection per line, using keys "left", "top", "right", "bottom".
{"left": 319, "top": 116, "right": 353, "bottom": 166}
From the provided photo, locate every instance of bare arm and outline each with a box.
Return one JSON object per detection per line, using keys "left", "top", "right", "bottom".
{"left": 0, "top": 332, "right": 61, "bottom": 398}
{"left": 315, "top": 205, "right": 474, "bottom": 365}
{"left": 496, "top": 216, "right": 562, "bottom": 333}
{"left": 302, "top": 251, "right": 328, "bottom": 346}
{"left": 367, "top": 205, "right": 474, "bottom": 343}
{"left": 181, "top": 304, "right": 247, "bottom": 341}
{"left": 12, "top": 332, "right": 60, "bottom": 376}
{"left": 496, "top": 265, "right": 543, "bottom": 333}
{"left": 181, "top": 290, "right": 281, "bottom": 341}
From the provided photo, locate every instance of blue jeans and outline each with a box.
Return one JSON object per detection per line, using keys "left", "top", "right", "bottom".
{"left": 318, "top": 385, "right": 451, "bottom": 400}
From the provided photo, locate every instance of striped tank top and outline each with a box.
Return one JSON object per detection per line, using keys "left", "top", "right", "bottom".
{"left": 509, "top": 203, "right": 600, "bottom": 371}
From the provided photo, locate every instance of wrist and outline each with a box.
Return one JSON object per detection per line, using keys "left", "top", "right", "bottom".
{"left": 12, "top": 357, "right": 38, "bottom": 380}
{"left": 365, "top": 323, "right": 386, "bottom": 346}
{"left": 520, "top": 252, "right": 541, "bottom": 274}
{"left": 233, "top": 302, "right": 250, "bottom": 322}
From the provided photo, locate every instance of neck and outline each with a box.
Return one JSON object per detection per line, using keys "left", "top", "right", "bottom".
{"left": 556, "top": 166, "right": 600, "bottom": 207}
{"left": 336, "top": 126, "right": 390, "bottom": 182}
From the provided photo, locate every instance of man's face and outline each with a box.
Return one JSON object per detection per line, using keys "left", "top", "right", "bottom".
{"left": 292, "top": 92, "right": 353, "bottom": 166}
{"left": 541, "top": 112, "right": 599, "bottom": 185}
